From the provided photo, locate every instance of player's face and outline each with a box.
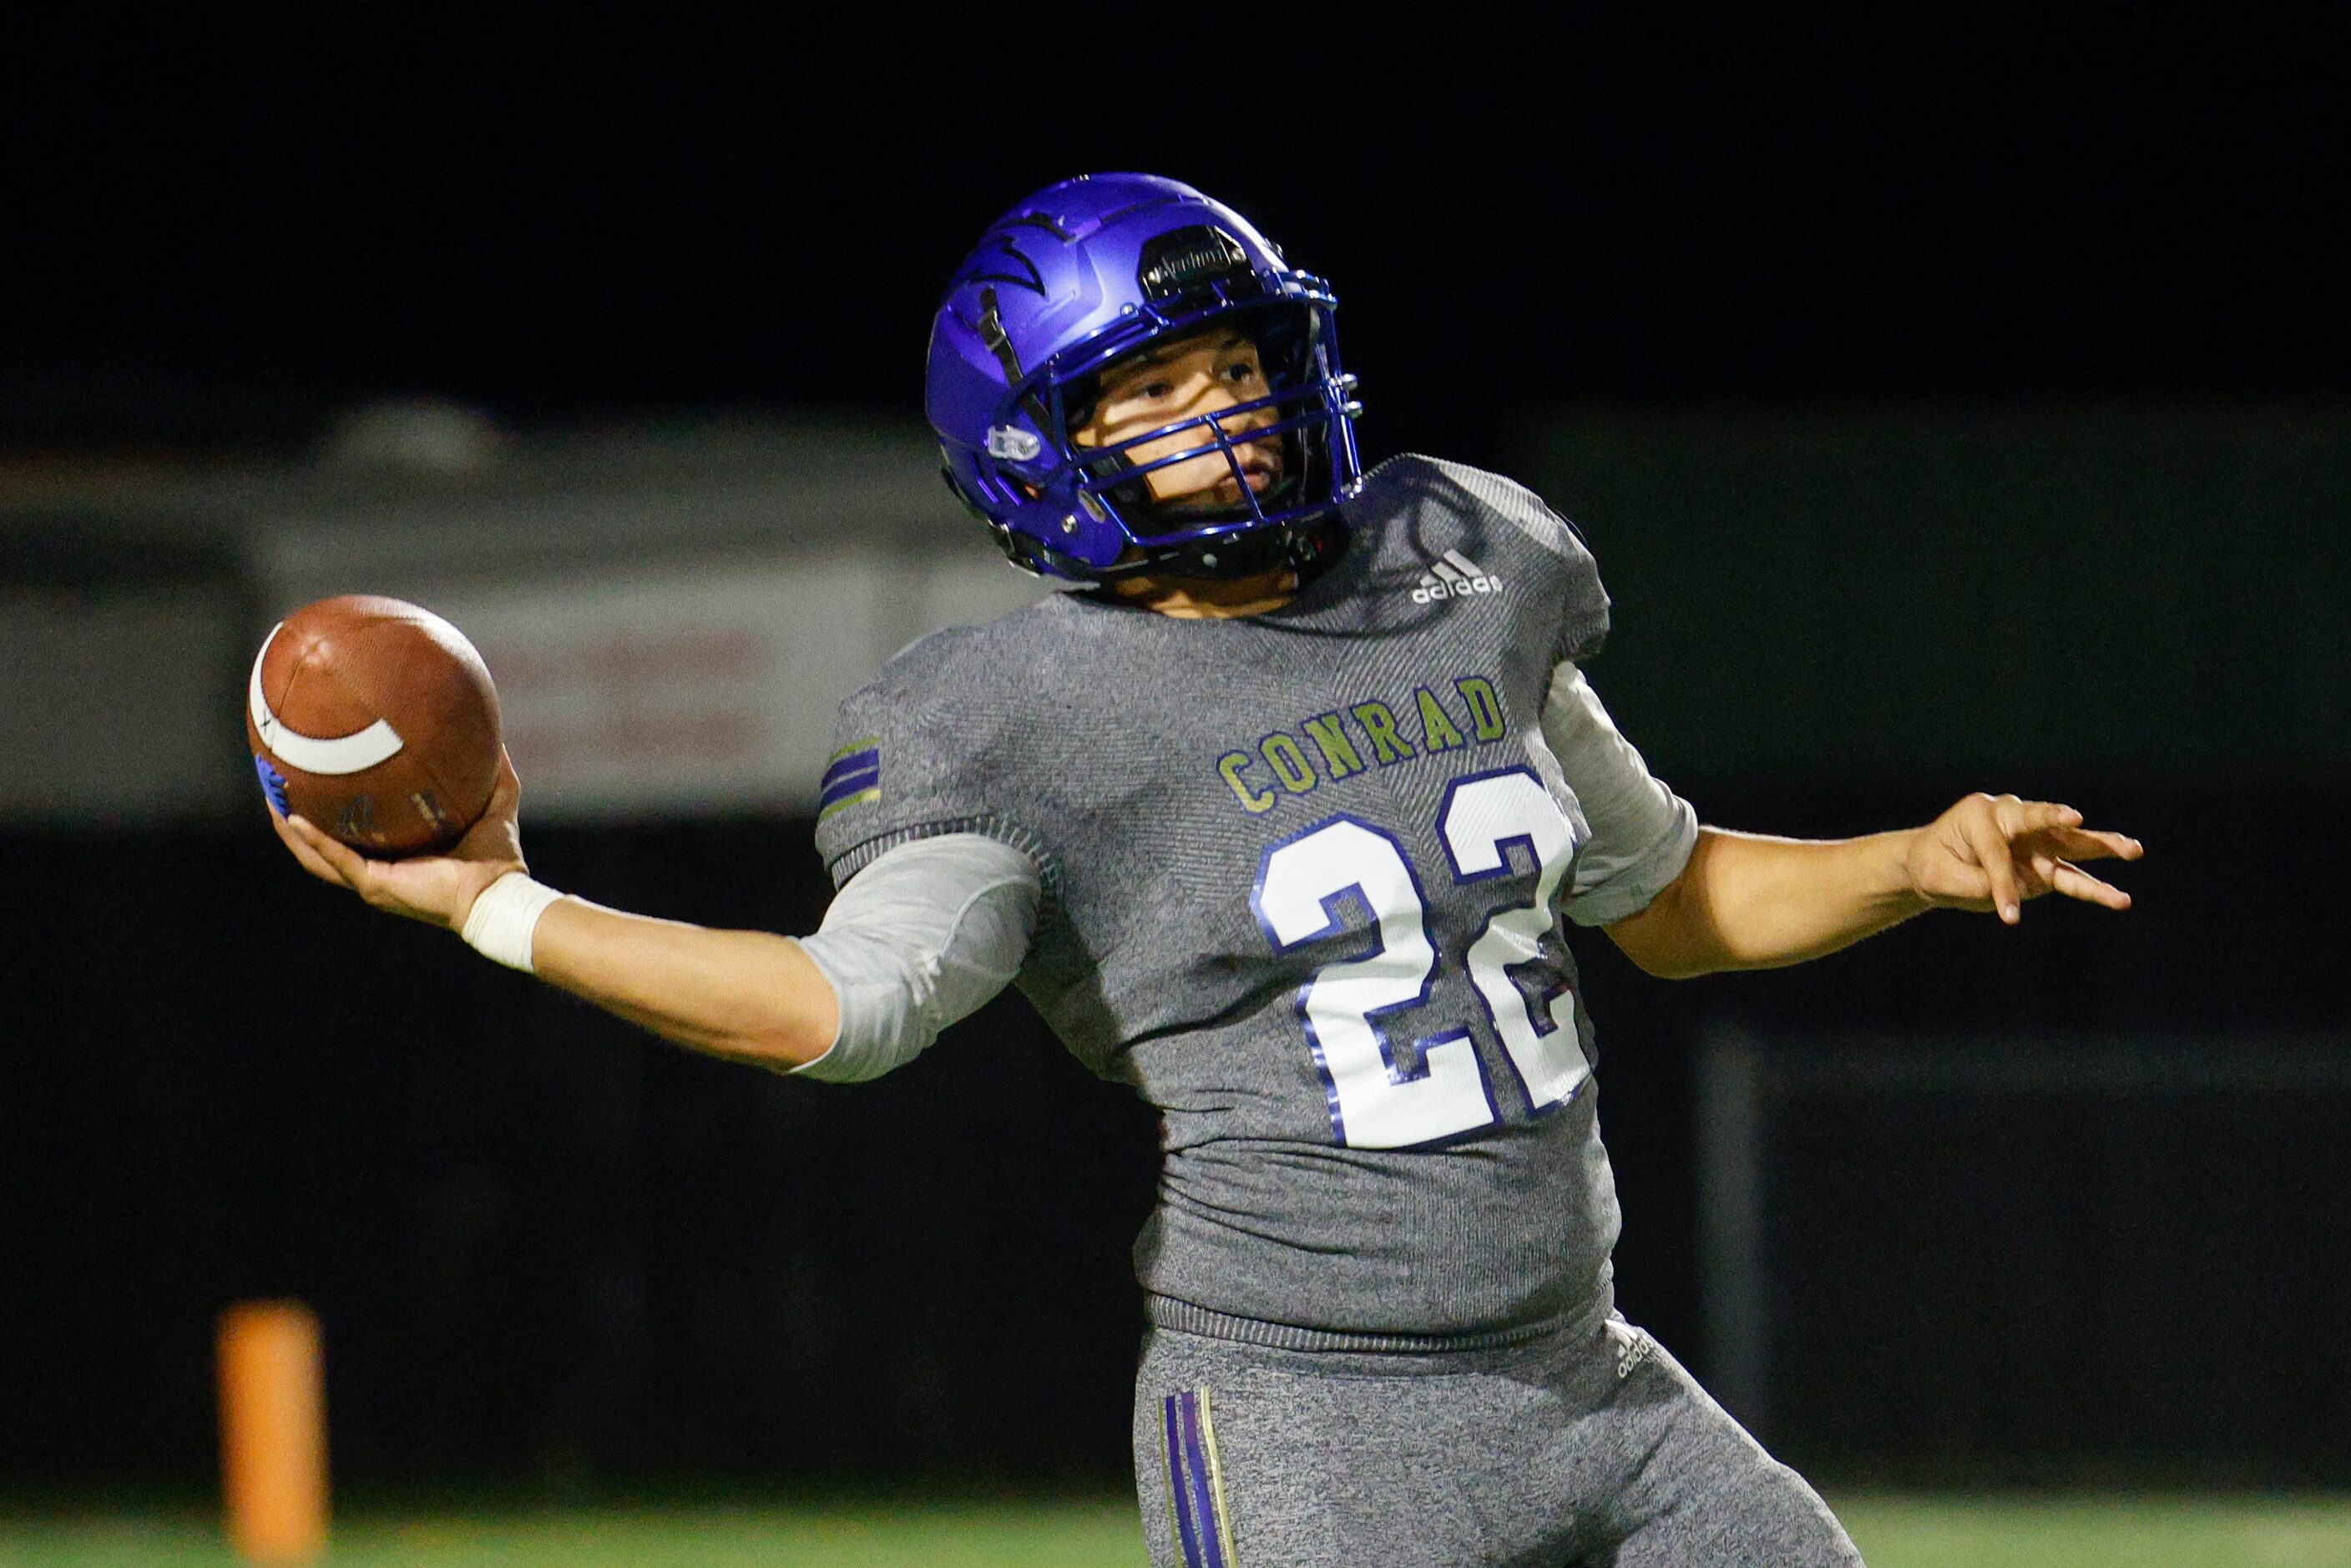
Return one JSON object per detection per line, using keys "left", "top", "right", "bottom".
{"left": 1071, "top": 328, "right": 1281, "bottom": 510}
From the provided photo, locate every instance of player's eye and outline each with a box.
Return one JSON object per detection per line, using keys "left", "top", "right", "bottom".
{"left": 1137, "top": 379, "right": 1176, "bottom": 400}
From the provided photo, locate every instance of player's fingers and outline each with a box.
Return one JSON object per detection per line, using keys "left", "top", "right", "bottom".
{"left": 1959, "top": 812, "right": 2025, "bottom": 923}
{"left": 2087, "top": 827, "right": 2144, "bottom": 865}
{"left": 1986, "top": 794, "right": 2040, "bottom": 838}
{"left": 2005, "top": 799, "right": 2083, "bottom": 836}
{"left": 270, "top": 812, "right": 350, "bottom": 888}
{"left": 2058, "top": 827, "right": 2143, "bottom": 862}
{"left": 286, "top": 815, "right": 372, "bottom": 891}
{"left": 2049, "top": 859, "right": 2133, "bottom": 910}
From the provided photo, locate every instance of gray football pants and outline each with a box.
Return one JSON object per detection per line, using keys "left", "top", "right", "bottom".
{"left": 1133, "top": 1317, "right": 1862, "bottom": 1567}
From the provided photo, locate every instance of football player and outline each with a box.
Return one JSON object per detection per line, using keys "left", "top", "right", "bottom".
{"left": 271, "top": 174, "right": 2141, "bottom": 1566}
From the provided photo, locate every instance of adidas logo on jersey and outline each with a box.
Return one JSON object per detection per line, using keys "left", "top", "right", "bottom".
{"left": 1606, "top": 1318, "right": 1659, "bottom": 1380}
{"left": 1411, "top": 549, "right": 1503, "bottom": 604}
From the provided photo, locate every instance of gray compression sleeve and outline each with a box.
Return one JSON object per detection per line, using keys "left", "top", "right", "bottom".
{"left": 788, "top": 832, "right": 1041, "bottom": 1083}
{"left": 1542, "top": 662, "right": 1701, "bottom": 927}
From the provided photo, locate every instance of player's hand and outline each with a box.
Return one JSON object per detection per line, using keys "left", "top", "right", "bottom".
{"left": 1904, "top": 793, "right": 2141, "bottom": 925}
{"left": 268, "top": 749, "right": 527, "bottom": 931}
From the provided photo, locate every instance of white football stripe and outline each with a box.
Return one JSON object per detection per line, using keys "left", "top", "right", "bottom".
{"left": 247, "top": 622, "right": 406, "bottom": 776}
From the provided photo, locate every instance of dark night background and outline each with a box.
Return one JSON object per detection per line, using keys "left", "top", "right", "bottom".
{"left": 5, "top": 11, "right": 2347, "bottom": 1496}
{"left": 10, "top": 13, "right": 2347, "bottom": 450}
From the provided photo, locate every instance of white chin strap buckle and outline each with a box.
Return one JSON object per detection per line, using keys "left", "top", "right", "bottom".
{"left": 986, "top": 425, "right": 1043, "bottom": 462}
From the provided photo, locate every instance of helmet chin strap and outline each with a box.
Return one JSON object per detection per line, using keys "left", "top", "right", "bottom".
{"left": 1097, "top": 511, "right": 1347, "bottom": 584}
{"left": 1111, "top": 422, "right": 1309, "bottom": 541}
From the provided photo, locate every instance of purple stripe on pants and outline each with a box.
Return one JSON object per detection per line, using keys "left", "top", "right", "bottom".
{"left": 1164, "top": 1393, "right": 1206, "bottom": 1567}
{"left": 1177, "top": 1390, "right": 1227, "bottom": 1568}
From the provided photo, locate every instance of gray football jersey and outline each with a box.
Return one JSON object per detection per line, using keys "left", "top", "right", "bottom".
{"left": 815, "top": 455, "right": 1641, "bottom": 1349}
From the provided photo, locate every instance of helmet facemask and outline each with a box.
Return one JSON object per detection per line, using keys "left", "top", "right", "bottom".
{"left": 1059, "top": 304, "right": 1335, "bottom": 540}
{"left": 997, "top": 300, "right": 1357, "bottom": 579}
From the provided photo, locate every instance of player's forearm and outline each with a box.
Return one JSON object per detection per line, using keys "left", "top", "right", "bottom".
{"left": 1607, "top": 825, "right": 1928, "bottom": 979}
{"left": 527, "top": 898, "right": 840, "bottom": 1069}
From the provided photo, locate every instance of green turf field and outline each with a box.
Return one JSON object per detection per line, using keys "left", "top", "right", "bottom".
{"left": 4, "top": 1495, "right": 2351, "bottom": 1565}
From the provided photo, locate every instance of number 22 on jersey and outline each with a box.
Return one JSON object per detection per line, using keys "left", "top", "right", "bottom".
{"left": 1251, "top": 766, "right": 1588, "bottom": 1150}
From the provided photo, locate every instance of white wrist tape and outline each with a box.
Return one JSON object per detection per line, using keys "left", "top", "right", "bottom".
{"left": 460, "top": 872, "right": 565, "bottom": 974}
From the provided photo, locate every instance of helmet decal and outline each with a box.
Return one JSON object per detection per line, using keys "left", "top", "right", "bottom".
{"left": 954, "top": 235, "right": 1048, "bottom": 296}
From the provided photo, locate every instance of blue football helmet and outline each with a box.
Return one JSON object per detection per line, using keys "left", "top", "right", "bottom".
{"left": 926, "top": 174, "right": 1363, "bottom": 581}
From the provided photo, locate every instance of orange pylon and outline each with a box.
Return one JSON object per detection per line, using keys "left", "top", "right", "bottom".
{"left": 217, "top": 1301, "right": 328, "bottom": 1565}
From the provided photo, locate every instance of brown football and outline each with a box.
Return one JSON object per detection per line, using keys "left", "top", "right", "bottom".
{"left": 245, "top": 594, "right": 503, "bottom": 856}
